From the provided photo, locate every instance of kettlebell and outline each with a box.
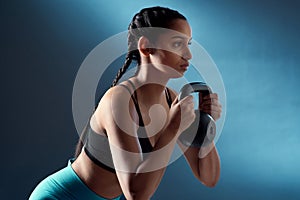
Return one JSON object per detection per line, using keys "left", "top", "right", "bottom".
{"left": 178, "top": 82, "right": 216, "bottom": 147}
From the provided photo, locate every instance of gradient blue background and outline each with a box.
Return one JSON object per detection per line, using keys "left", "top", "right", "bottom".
{"left": 2, "top": 0, "right": 300, "bottom": 199}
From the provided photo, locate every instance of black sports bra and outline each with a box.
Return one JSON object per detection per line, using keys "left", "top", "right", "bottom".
{"left": 83, "top": 80, "right": 173, "bottom": 173}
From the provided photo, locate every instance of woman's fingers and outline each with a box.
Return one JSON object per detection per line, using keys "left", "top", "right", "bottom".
{"left": 199, "top": 93, "right": 222, "bottom": 120}
{"left": 202, "top": 93, "right": 218, "bottom": 100}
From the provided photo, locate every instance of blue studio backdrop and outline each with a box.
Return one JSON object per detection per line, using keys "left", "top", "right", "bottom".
{"left": 1, "top": 0, "right": 299, "bottom": 199}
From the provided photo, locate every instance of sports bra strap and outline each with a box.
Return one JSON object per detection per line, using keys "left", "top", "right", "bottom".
{"left": 165, "top": 87, "right": 173, "bottom": 107}
{"left": 118, "top": 80, "right": 173, "bottom": 127}
{"left": 118, "top": 82, "right": 145, "bottom": 127}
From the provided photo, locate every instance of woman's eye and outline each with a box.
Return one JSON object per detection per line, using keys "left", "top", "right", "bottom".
{"left": 172, "top": 40, "right": 191, "bottom": 49}
{"left": 173, "top": 41, "right": 182, "bottom": 48}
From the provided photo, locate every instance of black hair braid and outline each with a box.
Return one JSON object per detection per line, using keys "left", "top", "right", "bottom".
{"left": 111, "top": 52, "right": 133, "bottom": 87}
{"left": 110, "top": 18, "right": 140, "bottom": 87}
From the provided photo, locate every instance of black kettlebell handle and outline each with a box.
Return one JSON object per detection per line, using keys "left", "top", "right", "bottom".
{"left": 178, "top": 82, "right": 212, "bottom": 101}
{"left": 178, "top": 82, "right": 216, "bottom": 147}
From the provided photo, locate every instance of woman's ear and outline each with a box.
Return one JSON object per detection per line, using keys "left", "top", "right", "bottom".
{"left": 138, "top": 36, "right": 154, "bottom": 57}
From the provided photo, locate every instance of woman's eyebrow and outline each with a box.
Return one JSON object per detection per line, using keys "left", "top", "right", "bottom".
{"left": 171, "top": 35, "right": 192, "bottom": 41}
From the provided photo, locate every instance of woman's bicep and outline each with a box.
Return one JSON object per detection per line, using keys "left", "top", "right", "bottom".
{"left": 106, "top": 114, "right": 143, "bottom": 172}
{"left": 97, "top": 86, "right": 141, "bottom": 153}
{"left": 99, "top": 87, "right": 144, "bottom": 195}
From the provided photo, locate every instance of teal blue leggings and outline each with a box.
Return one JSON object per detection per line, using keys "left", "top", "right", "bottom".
{"left": 29, "top": 159, "right": 125, "bottom": 200}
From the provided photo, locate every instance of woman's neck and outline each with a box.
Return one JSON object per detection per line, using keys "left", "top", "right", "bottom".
{"left": 131, "top": 65, "right": 170, "bottom": 103}
{"left": 134, "top": 63, "right": 169, "bottom": 88}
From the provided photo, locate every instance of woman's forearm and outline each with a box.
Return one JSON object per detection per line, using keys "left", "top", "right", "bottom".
{"left": 198, "top": 143, "right": 220, "bottom": 187}
{"left": 125, "top": 127, "right": 179, "bottom": 199}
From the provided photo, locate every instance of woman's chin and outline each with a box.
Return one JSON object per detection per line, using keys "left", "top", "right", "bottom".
{"left": 169, "top": 71, "right": 185, "bottom": 79}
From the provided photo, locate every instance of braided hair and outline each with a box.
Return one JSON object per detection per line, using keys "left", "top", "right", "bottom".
{"left": 111, "top": 6, "right": 186, "bottom": 87}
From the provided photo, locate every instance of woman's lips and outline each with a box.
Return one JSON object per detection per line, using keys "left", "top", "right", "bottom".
{"left": 180, "top": 63, "right": 189, "bottom": 70}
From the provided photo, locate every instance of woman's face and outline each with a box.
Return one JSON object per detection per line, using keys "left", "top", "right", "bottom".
{"left": 150, "top": 19, "right": 192, "bottom": 78}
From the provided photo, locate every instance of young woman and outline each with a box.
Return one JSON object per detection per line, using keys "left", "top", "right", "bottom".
{"left": 29, "top": 6, "right": 222, "bottom": 200}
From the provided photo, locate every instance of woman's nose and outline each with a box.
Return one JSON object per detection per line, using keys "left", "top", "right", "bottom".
{"left": 183, "top": 47, "right": 192, "bottom": 60}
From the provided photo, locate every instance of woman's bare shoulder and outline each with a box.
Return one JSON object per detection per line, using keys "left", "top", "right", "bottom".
{"left": 96, "top": 85, "right": 129, "bottom": 111}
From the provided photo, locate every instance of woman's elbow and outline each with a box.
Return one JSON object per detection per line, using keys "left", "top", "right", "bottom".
{"left": 202, "top": 179, "right": 218, "bottom": 188}
{"left": 197, "top": 172, "right": 220, "bottom": 188}
{"left": 198, "top": 174, "right": 220, "bottom": 188}
{"left": 123, "top": 186, "right": 153, "bottom": 200}
{"left": 124, "top": 191, "right": 152, "bottom": 200}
